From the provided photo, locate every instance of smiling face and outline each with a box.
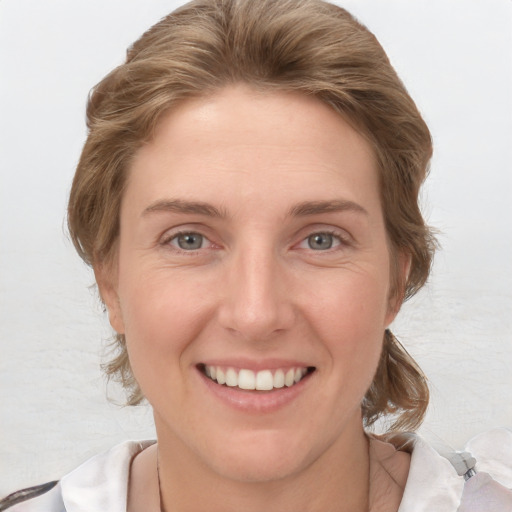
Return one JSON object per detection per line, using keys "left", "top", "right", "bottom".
{"left": 100, "top": 85, "right": 402, "bottom": 483}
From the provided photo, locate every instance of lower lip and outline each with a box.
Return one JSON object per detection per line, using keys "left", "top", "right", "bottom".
{"left": 198, "top": 369, "right": 313, "bottom": 414}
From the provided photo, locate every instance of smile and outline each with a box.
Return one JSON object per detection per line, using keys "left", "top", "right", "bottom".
{"left": 200, "top": 365, "right": 315, "bottom": 391}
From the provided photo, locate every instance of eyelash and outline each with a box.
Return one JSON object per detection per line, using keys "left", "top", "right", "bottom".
{"left": 160, "top": 230, "right": 213, "bottom": 254}
{"left": 160, "top": 228, "right": 351, "bottom": 254}
{"left": 297, "top": 230, "right": 350, "bottom": 252}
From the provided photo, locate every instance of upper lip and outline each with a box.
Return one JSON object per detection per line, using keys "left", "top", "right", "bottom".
{"left": 197, "top": 358, "right": 314, "bottom": 372}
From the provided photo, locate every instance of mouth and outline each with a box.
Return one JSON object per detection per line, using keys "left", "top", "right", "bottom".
{"left": 198, "top": 364, "right": 316, "bottom": 391}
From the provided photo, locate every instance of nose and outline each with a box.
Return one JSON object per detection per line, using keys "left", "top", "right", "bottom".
{"left": 217, "top": 244, "right": 295, "bottom": 342}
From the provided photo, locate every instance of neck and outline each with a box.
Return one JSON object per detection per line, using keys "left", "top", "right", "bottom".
{"left": 156, "top": 416, "right": 370, "bottom": 512}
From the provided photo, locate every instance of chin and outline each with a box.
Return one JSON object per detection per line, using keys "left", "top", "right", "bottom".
{"left": 201, "top": 428, "right": 318, "bottom": 483}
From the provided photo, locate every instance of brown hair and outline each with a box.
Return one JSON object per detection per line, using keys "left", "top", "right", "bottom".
{"left": 68, "top": 0, "right": 435, "bottom": 431}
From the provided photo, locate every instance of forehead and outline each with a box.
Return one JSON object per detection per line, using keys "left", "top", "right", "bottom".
{"left": 126, "top": 85, "right": 379, "bottom": 215}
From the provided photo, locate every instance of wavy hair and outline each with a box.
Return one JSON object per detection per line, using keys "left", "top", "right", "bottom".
{"left": 68, "top": 0, "right": 435, "bottom": 431}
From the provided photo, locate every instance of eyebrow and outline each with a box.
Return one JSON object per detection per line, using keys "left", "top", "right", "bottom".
{"left": 142, "top": 198, "right": 367, "bottom": 219}
{"left": 289, "top": 199, "right": 368, "bottom": 217}
{"left": 142, "top": 199, "right": 227, "bottom": 218}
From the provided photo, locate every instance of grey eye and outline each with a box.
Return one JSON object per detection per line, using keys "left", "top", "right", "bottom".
{"left": 175, "top": 233, "right": 204, "bottom": 250}
{"left": 307, "top": 233, "right": 334, "bottom": 250}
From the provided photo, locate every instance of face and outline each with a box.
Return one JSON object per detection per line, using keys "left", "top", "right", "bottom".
{"left": 101, "top": 85, "right": 402, "bottom": 483}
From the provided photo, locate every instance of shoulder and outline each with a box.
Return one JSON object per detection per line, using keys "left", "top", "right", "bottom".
{"left": 381, "top": 428, "right": 512, "bottom": 512}
{"left": 464, "top": 428, "right": 512, "bottom": 484}
{"left": 0, "top": 440, "right": 155, "bottom": 512}
{"left": 458, "top": 428, "right": 512, "bottom": 511}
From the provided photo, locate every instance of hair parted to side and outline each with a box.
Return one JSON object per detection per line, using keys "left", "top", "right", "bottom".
{"left": 68, "top": 0, "right": 435, "bottom": 431}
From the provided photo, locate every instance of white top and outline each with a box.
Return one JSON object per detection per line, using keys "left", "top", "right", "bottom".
{"left": 4, "top": 428, "right": 512, "bottom": 512}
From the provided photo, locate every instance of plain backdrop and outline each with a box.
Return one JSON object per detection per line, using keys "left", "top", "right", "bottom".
{"left": 1, "top": 0, "right": 511, "bottom": 496}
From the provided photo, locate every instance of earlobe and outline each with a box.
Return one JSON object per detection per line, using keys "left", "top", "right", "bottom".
{"left": 385, "top": 251, "right": 412, "bottom": 326}
{"left": 402, "top": 252, "right": 412, "bottom": 290}
{"left": 94, "top": 264, "right": 125, "bottom": 335}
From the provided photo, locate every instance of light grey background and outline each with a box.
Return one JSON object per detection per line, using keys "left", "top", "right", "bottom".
{"left": 1, "top": 0, "right": 511, "bottom": 495}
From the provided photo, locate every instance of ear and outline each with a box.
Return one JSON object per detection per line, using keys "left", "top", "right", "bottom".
{"left": 385, "top": 251, "right": 412, "bottom": 326}
{"left": 94, "top": 262, "right": 125, "bottom": 335}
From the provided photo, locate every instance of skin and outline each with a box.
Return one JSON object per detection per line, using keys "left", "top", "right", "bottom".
{"left": 126, "top": 437, "right": 411, "bottom": 512}
{"left": 99, "top": 85, "right": 409, "bottom": 512}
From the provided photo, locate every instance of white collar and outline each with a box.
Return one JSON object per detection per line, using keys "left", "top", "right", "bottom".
{"left": 57, "top": 429, "right": 512, "bottom": 512}
{"left": 60, "top": 440, "right": 155, "bottom": 512}
{"left": 397, "top": 434, "right": 464, "bottom": 512}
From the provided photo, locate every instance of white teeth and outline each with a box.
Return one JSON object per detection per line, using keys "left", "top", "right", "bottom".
{"left": 285, "top": 368, "right": 295, "bottom": 387}
{"left": 238, "top": 369, "right": 256, "bottom": 390}
{"left": 226, "top": 368, "right": 238, "bottom": 387}
{"left": 216, "top": 368, "right": 226, "bottom": 385}
{"left": 203, "top": 365, "right": 311, "bottom": 390}
{"left": 273, "top": 369, "right": 285, "bottom": 388}
{"left": 256, "top": 370, "right": 273, "bottom": 391}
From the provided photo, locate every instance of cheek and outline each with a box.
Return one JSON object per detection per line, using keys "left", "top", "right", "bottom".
{"left": 303, "top": 270, "right": 389, "bottom": 378}
{"left": 307, "top": 267, "right": 390, "bottom": 335}
{"left": 116, "top": 268, "right": 210, "bottom": 387}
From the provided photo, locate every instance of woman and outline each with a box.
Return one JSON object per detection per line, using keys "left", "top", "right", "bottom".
{"left": 1, "top": 0, "right": 510, "bottom": 510}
